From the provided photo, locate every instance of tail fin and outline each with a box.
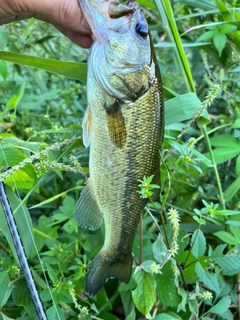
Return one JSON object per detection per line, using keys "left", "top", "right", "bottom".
{"left": 85, "top": 250, "right": 133, "bottom": 297}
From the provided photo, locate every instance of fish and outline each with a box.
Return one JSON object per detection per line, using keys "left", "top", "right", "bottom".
{"left": 75, "top": 0, "right": 164, "bottom": 297}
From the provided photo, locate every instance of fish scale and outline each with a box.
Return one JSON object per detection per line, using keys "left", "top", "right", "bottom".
{"left": 75, "top": 0, "right": 164, "bottom": 297}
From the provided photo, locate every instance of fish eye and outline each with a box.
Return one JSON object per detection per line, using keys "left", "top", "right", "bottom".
{"left": 135, "top": 22, "right": 149, "bottom": 39}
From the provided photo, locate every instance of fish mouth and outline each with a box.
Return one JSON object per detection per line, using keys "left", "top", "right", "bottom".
{"left": 78, "top": 0, "right": 139, "bottom": 43}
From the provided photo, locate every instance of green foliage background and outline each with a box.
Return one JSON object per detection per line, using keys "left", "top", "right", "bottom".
{"left": 0, "top": 0, "right": 240, "bottom": 319}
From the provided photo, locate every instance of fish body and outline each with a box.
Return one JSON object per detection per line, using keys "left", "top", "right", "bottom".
{"left": 75, "top": 0, "right": 164, "bottom": 297}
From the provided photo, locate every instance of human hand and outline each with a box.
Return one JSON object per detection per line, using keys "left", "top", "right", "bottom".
{"left": 0, "top": 0, "right": 92, "bottom": 48}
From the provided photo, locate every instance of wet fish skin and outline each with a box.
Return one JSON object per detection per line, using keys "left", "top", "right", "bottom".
{"left": 75, "top": 0, "right": 164, "bottom": 297}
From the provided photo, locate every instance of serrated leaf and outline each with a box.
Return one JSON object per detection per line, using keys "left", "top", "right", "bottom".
{"left": 156, "top": 264, "right": 181, "bottom": 307}
{"left": 45, "top": 263, "right": 58, "bottom": 284}
{"left": 191, "top": 230, "right": 206, "bottom": 258}
{"left": 207, "top": 297, "right": 231, "bottom": 315}
{"left": 212, "top": 255, "right": 240, "bottom": 276}
{"left": 213, "top": 33, "right": 227, "bottom": 56}
{"left": 12, "top": 278, "right": 37, "bottom": 318}
{"left": 188, "top": 296, "right": 198, "bottom": 316}
{"left": 132, "top": 269, "right": 156, "bottom": 315}
{"left": 195, "top": 262, "right": 219, "bottom": 293}
{"left": 0, "top": 145, "right": 37, "bottom": 190}
{"left": 177, "top": 288, "right": 187, "bottom": 312}
{"left": 0, "top": 270, "right": 12, "bottom": 307}
{"left": 63, "top": 218, "right": 77, "bottom": 234}
{"left": 153, "top": 234, "right": 168, "bottom": 263}
{"left": 214, "top": 231, "right": 239, "bottom": 245}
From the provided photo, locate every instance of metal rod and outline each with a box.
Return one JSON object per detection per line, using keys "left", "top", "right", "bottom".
{"left": 0, "top": 178, "right": 47, "bottom": 320}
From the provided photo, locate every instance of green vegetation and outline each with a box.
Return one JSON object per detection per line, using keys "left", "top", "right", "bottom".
{"left": 0, "top": 0, "right": 240, "bottom": 319}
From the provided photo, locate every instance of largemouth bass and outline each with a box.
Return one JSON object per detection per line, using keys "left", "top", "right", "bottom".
{"left": 75, "top": 0, "right": 164, "bottom": 297}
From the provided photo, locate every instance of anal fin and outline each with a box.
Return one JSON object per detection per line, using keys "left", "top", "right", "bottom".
{"left": 75, "top": 180, "right": 103, "bottom": 230}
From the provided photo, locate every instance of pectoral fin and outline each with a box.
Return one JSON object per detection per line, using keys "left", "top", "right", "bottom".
{"left": 105, "top": 100, "right": 126, "bottom": 148}
{"left": 75, "top": 180, "right": 103, "bottom": 230}
{"left": 82, "top": 105, "right": 93, "bottom": 148}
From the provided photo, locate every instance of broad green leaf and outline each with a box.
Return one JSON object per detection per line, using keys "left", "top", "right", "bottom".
{"left": 177, "top": 288, "right": 187, "bottom": 312}
{"left": 195, "top": 262, "right": 219, "bottom": 293}
{"left": 236, "top": 155, "right": 240, "bottom": 177}
{"left": 153, "top": 234, "right": 168, "bottom": 263}
{"left": 154, "top": 313, "right": 182, "bottom": 320}
{"left": 207, "top": 297, "right": 231, "bottom": 315}
{"left": 219, "top": 24, "right": 238, "bottom": 34}
{"left": 0, "top": 60, "right": 7, "bottom": 80}
{"left": 225, "top": 220, "right": 240, "bottom": 227}
{"left": 165, "top": 93, "right": 201, "bottom": 126}
{"left": 214, "top": 231, "right": 238, "bottom": 245}
{"left": 45, "top": 263, "right": 58, "bottom": 285}
{"left": 213, "top": 33, "right": 227, "bottom": 56}
{"left": 188, "top": 296, "right": 198, "bottom": 316}
{"left": 0, "top": 51, "right": 87, "bottom": 81}
{"left": 190, "top": 230, "right": 206, "bottom": 258}
{"left": 7, "top": 82, "right": 25, "bottom": 108}
{"left": 12, "top": 278, "right": 37, "bottom": 318}
{"left": 0, "top": 186, "right": 33, "bottom": 262}
{"left": 0, "top": 145, "right": 37, "bottom": 190}
{"left": 0, "top": 27, "right": 9, "bottom": 48}
{"left": 46, "top": 305, "right": 65, "bottom": 320}
{"left": 224, "top": 176, "right": 240, "bottom": 202}
{"left": 125, "top": 308, "right": 136, "bottom": 320}
{"left": 196, "top": 30, "right": 215, "bottom": 42}
{"left": 120, "top": 289, "right": 136, "bottom": 320}
{"left": 210, "top": 135, "right": 240, "bottom": 148}
{"left": 1, "top": 314, "right": 15, "bottom": 320}
{"left": 215, "top": 209, "right": 240, "bottom": 216}
{"left": 0, "top": 271, "right": 12, "bottom": 308}
{"left": 156, "top": 263, "right": 181, "bottom": 307}
{"left": 232, "top": 119, "right": 240, "bottom": 129}
{"left": 132, "top": 268, "right": 156, "bottom": 315}
{"left": 205, "top": 147, "right": 240, "bottom": 165}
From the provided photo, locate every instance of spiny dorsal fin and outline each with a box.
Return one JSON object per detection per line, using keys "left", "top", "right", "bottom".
{"left": 75, "top": 180, "right": 103, "bottom": 230}
{"left": 82, "top": 105, "right": 93, "bottom": 148}
{"left": 104, "top": 100, "right": 126, "bottom": 148}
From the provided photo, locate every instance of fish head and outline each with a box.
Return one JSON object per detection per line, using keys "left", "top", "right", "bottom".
{"left": 79, "top": 0, "right": 153, "bottom": 101}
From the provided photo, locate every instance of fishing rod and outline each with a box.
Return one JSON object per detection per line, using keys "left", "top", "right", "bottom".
{"left": 0, "top": 166, "right": 47, "bottom": 320}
